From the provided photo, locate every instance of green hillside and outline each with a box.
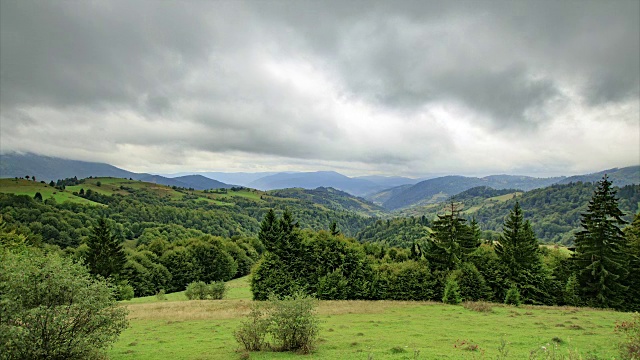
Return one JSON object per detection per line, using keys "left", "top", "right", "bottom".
{"left": 268, "top": 187, "right": 386, "bottom": 217}
{"left": 0, "top": 177, "right": 376, "bottom": 249}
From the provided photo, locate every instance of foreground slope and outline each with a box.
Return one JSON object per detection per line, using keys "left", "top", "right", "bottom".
{"left": 110, "top": 277, "right": 632, "bottom": 360}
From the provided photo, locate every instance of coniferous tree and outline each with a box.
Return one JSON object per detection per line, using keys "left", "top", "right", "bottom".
{"left": 624, "top": 213, "right": 640, "bottom": 311}
{"left": 427, "top": 201, "right": 475, "bottom": 271}
{"left": 259, "top": 209, "right": 279, "bottom": 252}
{"left": 573, "top": 175, "right": 629, "bottom": 309}
{"left": 495, "top": 202, "right": 547, "bottom": 303}
{"left": 86, "top": 218, "right": 127, "bottom": 280}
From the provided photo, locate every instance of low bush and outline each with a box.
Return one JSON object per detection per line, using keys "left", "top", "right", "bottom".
{"left": 156, "top": 289, "right": 167, "bottom": 301}
{"left": 117, "top": 281, "right": 135, "bottom": 301}
{"left": 463, "top": 301, "right": 493, "bottom": 313}
{"left": 505, "top": 285, "right": 522, "bottom": 306}
{"left": 235, "top": 303, "right": 269, "bottom": 351}
{"left": 185, "top": 281, "right": 227, "bottom": 300}
{"left": 442, "top": 276, "right": 462, "bottom": 305}
{"left": 269, "top": 293, "right": 319, "bottom": 353}
{"left": 208, "top": 281, "right": 227, "bottom": 300}
{"left": 616, "top": 313, "right": 640, "bottom": 360}
{"left": 185, "top": 281, "right": 209, "bottom": 300}
{"left": 235, "top": 292, "right": 319, "bottom": 354}
{"left": 0, "top": 250, "right": 129, "bottom": 359}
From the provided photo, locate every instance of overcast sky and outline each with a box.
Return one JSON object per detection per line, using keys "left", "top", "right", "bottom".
{"left": 1, "top": 1, "right": 638, "bottom": 177}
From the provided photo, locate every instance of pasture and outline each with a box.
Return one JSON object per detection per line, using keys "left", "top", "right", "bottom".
{"left": 112, "top": 277, "right": 629, "bottom": 360}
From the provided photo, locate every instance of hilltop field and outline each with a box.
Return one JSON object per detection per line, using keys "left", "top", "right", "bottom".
{"left": 111, "top": 277, "right": 630, "bottom": 360}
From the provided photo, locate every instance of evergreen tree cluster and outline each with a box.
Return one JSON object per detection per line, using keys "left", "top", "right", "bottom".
{"left": 252, "top": 176, "right": 639, "bottom": 310}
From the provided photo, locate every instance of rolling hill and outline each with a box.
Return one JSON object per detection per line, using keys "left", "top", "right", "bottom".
{"left": 557, "top": 166, "right": 640, "bottom": 187}
{"left": 377, "top": 170, "right": 639, "bottom": 210}
{"left": 0, "top": 153, "right": 233, "bottom": 190}
{"left": 248, "top": 171, "right": 385, "bottom": 196}
{"left": 267, "top": 187, "right": 386, "bottom": 217}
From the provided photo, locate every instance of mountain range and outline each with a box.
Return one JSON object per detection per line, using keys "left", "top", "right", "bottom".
{"left": 0, "top": 153, "right": 233, "bottom": 191}
{"left": 1, "top": 153, "right": 638, "bottom": 210}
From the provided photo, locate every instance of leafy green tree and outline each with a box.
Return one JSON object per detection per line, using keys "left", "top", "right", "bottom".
{"left": 259, "top": 209, "right": 279, "bottom": 252}
{"left": 160, "top": 246, "right": 197, "bottom": 292}
{"left": 0, "top": 250, "right": 128, "bottom": 359}
{"left": 189, "top": 236, "right": 237, "bottom": 283}
{"left": 573, "top": 175, "right": 629, "bottom": 309}
{"left": 33, "top": 192, "right": 43, "bottom": 202}
{"left": 86, "top": 217, "right": 127, "bottom": 280}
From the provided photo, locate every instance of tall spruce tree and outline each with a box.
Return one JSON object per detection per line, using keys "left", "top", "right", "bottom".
{"left": 624, "top": 213, "right": 640, "bottom": 311}
{"left": 86, "top": 218, "right": 127, "bottom": 280}
{"left": 259, "top": 209, "right": 279, "bottom": 252}
{"left": 495, "top": 202, "right": 547, "bottom": 303}
{"left": 427, "top": 201, "right": 476, "bottom": 271}
{"left": 573, "top": 175, "right": 628, "bottom": 309}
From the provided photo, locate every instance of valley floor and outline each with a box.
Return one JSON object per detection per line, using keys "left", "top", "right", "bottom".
{"left": 111, "top": 277, "right": 629, "bottom": 360}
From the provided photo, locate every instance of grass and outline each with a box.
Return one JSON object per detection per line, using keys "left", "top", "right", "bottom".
{"left": 111, "top": 277, "right": 630, "bottom": 360}
{"left": 0, "top": 178, "right": 100, "bottom": 205}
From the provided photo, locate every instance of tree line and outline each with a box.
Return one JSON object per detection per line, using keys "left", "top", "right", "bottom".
{"left": 252, "top": 176, "right": 639, "bottom": 311}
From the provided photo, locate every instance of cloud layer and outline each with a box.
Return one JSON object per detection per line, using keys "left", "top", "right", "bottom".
{"left": 1, "top": 0, "right": 638, "bottom": 176}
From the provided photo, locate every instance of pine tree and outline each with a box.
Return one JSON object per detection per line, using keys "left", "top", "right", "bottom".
{"left": 573, "top": 175, "right": 629, "bottom": 309}
{"left": 259, "top": 209, "right": 279, "bottom": 252}
{"left": 427, "top": 201, "right": 475, "bottom": 271}
{"left": 86, "top": 218, "right": 127, "bottom": 280}
{"left": 624, "top": 214, "right": 640, "bottom": 311}
{"left": 495, "top": 202, "right": 546, "bottom": 303}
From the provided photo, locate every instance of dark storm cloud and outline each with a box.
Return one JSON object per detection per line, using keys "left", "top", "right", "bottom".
{"left": 0, "top": 0, "right": 638, "bottom": 175}
{"left": 253, "top": 0, "right": 638, "bottom": 128}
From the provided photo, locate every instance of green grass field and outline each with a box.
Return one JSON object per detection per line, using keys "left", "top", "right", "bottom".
{"left": 0, "top": 178, "right": 99, "bottom": 205}
{"left": 111, "top": 277, "right": 629, "bottom": 360}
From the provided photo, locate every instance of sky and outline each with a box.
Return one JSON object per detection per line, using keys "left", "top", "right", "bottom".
{"left": 1, "top": 1, "right": 639, "bottom": 178}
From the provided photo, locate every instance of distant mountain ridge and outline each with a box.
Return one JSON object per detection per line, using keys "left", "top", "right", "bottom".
{"left": 0, "top": 153, "right": 233, "bottom": 190}
{"left": 557, "top": 166, "right": 640, "bottom": 186}
{"left": 376, "top": 167, "right": 639, "bottom": 210}
{"left": 248, "top": 171, "right": 387, "bottom": 196}
{"left": 2, "top": 153, "right": 637, "bottom": 205}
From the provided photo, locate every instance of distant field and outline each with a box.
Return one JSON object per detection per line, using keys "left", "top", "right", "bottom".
{"left": 0, "top": 178, "right": 99, "bottom": 205}
{"left": 111, "top": 277, "right": 629, "bottom": 360}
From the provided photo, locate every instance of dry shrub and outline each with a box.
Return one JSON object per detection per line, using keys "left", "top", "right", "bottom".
{"left": 463, "top": 301, "right": 493, "bottom": 313}
{"left": 616, "top": 313, "right": 640, "bottom": 360}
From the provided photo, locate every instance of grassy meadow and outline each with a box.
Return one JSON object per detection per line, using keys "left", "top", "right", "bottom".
{"left": 0, "top": 178, "right": 99, "bottom": 205}
{"left": 112, "top": 277, "right": 630, "bottom": 360}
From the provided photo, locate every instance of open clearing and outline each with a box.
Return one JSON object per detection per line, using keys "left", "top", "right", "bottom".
{"left": 112, "top": 277, "right": 629, "bottom": 360}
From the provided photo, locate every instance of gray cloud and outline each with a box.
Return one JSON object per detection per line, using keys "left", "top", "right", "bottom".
{"left": 0, "top": 0, "right": 638, "bottom": 176}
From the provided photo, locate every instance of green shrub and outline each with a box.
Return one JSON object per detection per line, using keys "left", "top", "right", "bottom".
{"left": 235, "top": 302, "right": 270, "bottom": 351}
{"left": 185, "top": 281, "right": 226, "bottom": 300}
{"left": 208, "top": 281, "right": 227, "bottom": 300}
{"left": 185, "top": 281, "right": 208, "bottom": 300}
{"left": 442, "top": 276, "right": 462, "bottom": 305}
{"left": 156, "top": 289, "right": 168, "bottom": 301}
{"left": 0, "top": 250, "right": 128, "bottom": 359}
{"left": 235, "top": 292, "right": 319, "bottom": 354}
{"left": 505, "top": 285, "right": 522, "bottom": 306}
{"left": 269, "top": 293, "right": 320, "bottom": 353}
{"left": 117, "top": 281, "right": 135, "bottom": 301}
